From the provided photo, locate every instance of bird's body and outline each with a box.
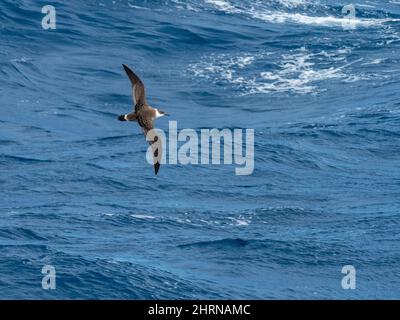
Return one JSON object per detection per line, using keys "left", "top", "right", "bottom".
{"left": 118, "top": 64, "right": 168, "bottom": 175}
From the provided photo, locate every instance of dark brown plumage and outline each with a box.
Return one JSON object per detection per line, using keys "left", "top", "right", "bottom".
{"left": 118, "top": 64, "right": 168, "bottom": 175}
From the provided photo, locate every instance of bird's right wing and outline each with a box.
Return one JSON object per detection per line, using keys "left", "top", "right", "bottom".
{"left": 122, "top": 64, "right": 147, "bottom": 112}
{"left": 140, "top": 117, "right": 162, "bottom": 175}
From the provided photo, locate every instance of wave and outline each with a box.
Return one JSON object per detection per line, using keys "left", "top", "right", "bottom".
{"left": 204, "top": 0, "right": 400, "bottom": 27}
{"left": 0, "top": 246, "right": 223, "bottom": 299}
{"left": 177, "top": 236, "right": 358, "bottom": 267}
{"left": 0, "top": 139, "right": 19, "bottom": 145}
{"left": 188, "top": 47, "right": 378, "bottom": 94}
{"left": 0, "top": 155, "right": 53, "bottom": 164}
{"left": 0, "top": 227, "right": 47, "bottom": 241}
{"left": 178, "top": 238, "right": 253, "bottom": 248}
{"left": 250, "top": 10, "right": 400, "bottom": 27}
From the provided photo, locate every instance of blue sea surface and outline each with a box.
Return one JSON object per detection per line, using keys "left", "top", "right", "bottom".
{"left": 1, "top": 0, "right": 400, "bottom": 299}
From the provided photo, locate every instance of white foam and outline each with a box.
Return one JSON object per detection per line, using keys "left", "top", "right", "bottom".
{"left": 237, "top": 56, "right": 255, "bottom": 68}
{"left": 189, "top": 53, "right": 257, "bottom": 82}
{"left": 204, "top": 0, "right": 238, "bottom": 13}
{"left": 11, "top": 57, "right": 31, "bottom": 63}
{"left": 102, "top": 213, "right": 114, "bottom": 217}
{"left": 228, "top": 216, "right": 250, "bottom": 226}
{"left": 276, "top": 0, "right": 308, "bottom": 8}
{"left": 170, "top": 0, "right": 200, "bottom": 11}
{"left": 251, "top": 10, "right": 399, "bottom": 27}
{"left": 127, "top": 3, "right": 148, "bottom": 10}
{"left": 204, "top": 0, "right": 400, "bottom": 27}
{"left": 362, "top": 58, "right": 383, "bottom": 65}
{"left": 254, "top": 54, "right": 366, "bottom": 93}
{"left": 189, "top": 48, "right": 375, "bottom": 94}
{"left": 235, "top": 219, "right": 249, "bottom": 226}
{"left": 131, "top": 214, "right": 155, "bottom": 219}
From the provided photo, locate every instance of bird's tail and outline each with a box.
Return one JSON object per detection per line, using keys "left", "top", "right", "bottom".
{"left": 118, "top": 113, "right": 137, "bottom": 121}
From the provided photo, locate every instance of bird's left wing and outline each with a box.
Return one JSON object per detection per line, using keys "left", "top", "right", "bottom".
{"left": 122, "top": 64, "right": 147, "bottom": 112}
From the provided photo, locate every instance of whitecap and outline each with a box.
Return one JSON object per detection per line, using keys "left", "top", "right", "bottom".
{"left": 250, "top": 10, "right": 399, "bottom": 27}
{"left": 227, "top": 216, "right": 250, "bottom": 226}
{"left": 131, "top": 214, "right": 156, "bottom": 220}
{"left": 234, "top": 219, "right": 249, "bottom": 226}
{"left": 203, "top": 0, "right": 400, "bottom": 28}
{"left": 188, "top": 48, "right": 371, "bottom": 94}
{"left": 276, "top": 0, "right": 308, "bottom": 8}
{"left": 102, "top": 213, "right": 114, "bottom": 217}
{"left": 362, "top": 59, "right": 383, "bottom": 65}
{"left": 204, "top": 0, "right": 238, "bottom": 13}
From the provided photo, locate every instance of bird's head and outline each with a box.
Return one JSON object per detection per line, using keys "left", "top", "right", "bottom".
{"left": 156, "top": 109, "right": 169, "bottom": 118}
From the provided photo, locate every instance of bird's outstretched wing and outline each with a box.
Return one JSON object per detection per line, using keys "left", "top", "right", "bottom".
{"left": 122, "top": 64, "right": 147, "bottom": 112}
{"left": 139, "top": 116, "right": 162, "bottom": 175}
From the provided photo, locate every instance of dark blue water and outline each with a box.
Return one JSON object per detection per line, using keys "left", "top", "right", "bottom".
{"left": 1, "top": 0, "right": 400, "bottom": 299}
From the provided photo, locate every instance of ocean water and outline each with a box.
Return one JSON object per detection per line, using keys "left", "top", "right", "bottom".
{"left": 1, "top": 0, "right": 400, "bottom": 299}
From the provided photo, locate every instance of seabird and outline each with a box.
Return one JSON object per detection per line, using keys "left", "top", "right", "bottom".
{"left": 118, "top": 64, "right": 169, "bottom": 175}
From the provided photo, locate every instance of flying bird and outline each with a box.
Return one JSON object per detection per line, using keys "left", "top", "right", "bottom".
{"left": 118, "top": 64, "right": 168, "bottom": 175}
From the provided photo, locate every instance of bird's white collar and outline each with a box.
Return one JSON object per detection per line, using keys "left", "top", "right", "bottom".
{"left": 155, "top": 109, "right": 164, "bottom": 118}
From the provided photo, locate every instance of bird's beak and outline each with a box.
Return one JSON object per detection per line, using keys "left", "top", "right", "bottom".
{"left": 165, "top": 113, "right": 170, "bottom": 116}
